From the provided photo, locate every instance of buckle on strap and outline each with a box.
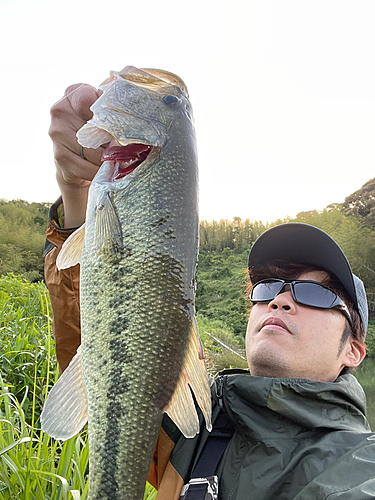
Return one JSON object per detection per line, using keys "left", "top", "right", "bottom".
{"left": 179, "top": 476, "right": 219, "bottom": 500}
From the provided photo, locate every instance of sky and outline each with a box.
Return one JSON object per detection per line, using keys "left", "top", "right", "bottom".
{"left": 1, "top": 0, "right": 375, "bottom": 223}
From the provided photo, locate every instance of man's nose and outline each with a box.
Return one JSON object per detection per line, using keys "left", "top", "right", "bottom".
{"left": 268, "top": 288, "right": 297, "bottom": 312}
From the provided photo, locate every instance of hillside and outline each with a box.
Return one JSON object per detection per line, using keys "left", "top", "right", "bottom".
{"left": 1, "top": 177, "right": 375, "bottom": 353}
{"left": 0, "top": 199, "right": 49, "bottom": 282}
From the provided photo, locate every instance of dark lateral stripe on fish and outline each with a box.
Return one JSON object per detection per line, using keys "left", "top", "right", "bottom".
{"left": 96, "top": 309, "right": 132, "bottom": 498}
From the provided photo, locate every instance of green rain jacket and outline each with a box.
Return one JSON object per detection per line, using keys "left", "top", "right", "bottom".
{"left": 154, "top": 370, "right": 375, "bottom": 500}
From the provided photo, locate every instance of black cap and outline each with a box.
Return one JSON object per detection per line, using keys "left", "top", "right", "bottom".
{"left": 248, "top": 223, "right": 368, "bottom": 333}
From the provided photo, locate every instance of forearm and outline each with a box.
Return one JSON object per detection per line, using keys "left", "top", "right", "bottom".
{"left": 44, "top": 199, "right": 81, "bottom": 372}
{"left": 57, "top": 177, "right": 89, "bottom": 228}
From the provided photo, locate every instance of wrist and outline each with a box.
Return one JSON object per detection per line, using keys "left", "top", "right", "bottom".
{"left": 57, "top": 179, "right": 89, "bottom": 228}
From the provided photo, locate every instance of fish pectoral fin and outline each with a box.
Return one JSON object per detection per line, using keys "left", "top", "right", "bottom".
{"left": 95, "top": 193, "right": 124, "bottom": 258}
{"left": 165, "top": 318, "right": 212, "bottom": 438}
{"left": 40, "top": 345, "right": 88, "bottom": 441}
{"left": 56, "top": 223, "right": 85, "bottom": 270}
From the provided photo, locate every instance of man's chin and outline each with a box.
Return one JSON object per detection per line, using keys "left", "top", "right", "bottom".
{"left": 247, "top": 345, "right": 293, "bottom": 378}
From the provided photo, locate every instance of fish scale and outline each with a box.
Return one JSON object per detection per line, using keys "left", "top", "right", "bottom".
{"left": 81, "top": 109, "right": 198, "bottom": 498}
{"left": 41, "top": 66, "right": 211, "bottom": 500}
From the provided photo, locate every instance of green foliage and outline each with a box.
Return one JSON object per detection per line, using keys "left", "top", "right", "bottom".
{"left": 342, "top": 177, "right": 375, "bottom": 230}
{"left": 353, "top": 356, "right": 375, "bottom": 430}
{"left": 195, "top": 183, "right": 375, "bottom": 336}
{"left": 0, "top": 388, "right": 89, "bottom": 499}
{"left": 197, "top": 315, "right": 248, "bottom": 373}
{"left": 0, "top": 274, "right": 158, "bottom": 498}
{"left": 0, "top": 199, "right": 49, "bottom": 282}
{"left": 365, "top": 321, "right": 375, "bottom": 357}
{"left": 196, "top": 247, "right": 250, "bottom": 335}
{"left": 0, "top": 274, "right": 56, "bottom": 421}
{"left": 0, "top": 275, "right": 87, "bottom": 498}
{"left": 291, "top": 207, "right": 375, "bottom": 320}
{"left": 199, "top": 218, "right": 268, "bottom": 252}
{"left": 196, "top": 206, "right": 375, "bottom": 346}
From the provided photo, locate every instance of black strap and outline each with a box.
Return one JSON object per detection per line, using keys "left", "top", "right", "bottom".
{"left": 192, "top": 410, "right": 235, "bottom": 478}
{"left": 184, "top": 482, "right": 209, "bottom": 500}
{"left": 183, "top": 411, "right": 235, "bottom": 499}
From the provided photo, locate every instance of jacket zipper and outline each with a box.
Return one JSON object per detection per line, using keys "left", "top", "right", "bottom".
{"left": 216, "top": 375, "right": 235, "bottom": 421}
{"left": 216, "top": 376, "right": 225, "bottom": 409}
{"left": 215, "top": 375, "right": 243, "bottom": 438}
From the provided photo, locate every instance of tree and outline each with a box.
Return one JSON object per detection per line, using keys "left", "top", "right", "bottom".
{"left": 0, "top": 199, "right": 49, "bottom": 281}
{"left": 342, "top": 178, "right": 375, "bottom": 231}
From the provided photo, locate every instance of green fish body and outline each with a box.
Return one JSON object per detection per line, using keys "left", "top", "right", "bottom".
{"left": 41, "top": 67, "right": 212, "bottom": 500}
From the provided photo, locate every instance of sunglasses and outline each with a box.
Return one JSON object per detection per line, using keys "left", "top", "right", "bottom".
{"left": 250, "top": 279, "right": 352, "bottom": 326}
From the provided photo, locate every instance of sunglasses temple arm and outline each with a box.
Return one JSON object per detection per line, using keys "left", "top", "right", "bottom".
{"left": 339, "top": 304, "right": 352, "bottom": 327}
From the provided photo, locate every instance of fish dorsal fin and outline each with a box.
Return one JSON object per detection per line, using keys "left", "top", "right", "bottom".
{"left": 95, "top": 193, "right": 123, "bottom": 258}
{"left": 56, "top": 223, "right": 85, "bottom": 270}
{"left": 40, "top": 345, "right": 88, "bottom": 441}
{"left": 165, "top": 319, "right": 212, "bottom": 438}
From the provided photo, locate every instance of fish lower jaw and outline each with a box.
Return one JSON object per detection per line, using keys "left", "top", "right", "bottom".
{"left": 101, "top": 143, "right": 155, "bottom": 181}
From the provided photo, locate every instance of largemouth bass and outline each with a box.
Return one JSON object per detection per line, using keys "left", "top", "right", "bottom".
{"left": 41, "top": 66, "right": 212, "bottom": 500}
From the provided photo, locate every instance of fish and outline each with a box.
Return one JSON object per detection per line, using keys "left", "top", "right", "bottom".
{"left": 41, "top": 66, "right": 212, "bottom": 500}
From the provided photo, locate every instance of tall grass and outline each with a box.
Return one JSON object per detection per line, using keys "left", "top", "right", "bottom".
{"left": 0, "top": 275, "right": 157, "bottom": 499}
{"left": 0, "top": 275, "right": 89, "bottom": 498}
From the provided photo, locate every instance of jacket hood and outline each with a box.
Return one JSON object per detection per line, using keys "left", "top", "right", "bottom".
{"left": 214, "top": 371, "right": 371, "bottom": 440}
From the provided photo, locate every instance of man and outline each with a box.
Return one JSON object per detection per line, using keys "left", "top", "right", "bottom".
{"left": 246, "top": 223, "right": 367, "bottom": 382}
{"left": 45, "top": 83, "right": 375, "bottom": 499}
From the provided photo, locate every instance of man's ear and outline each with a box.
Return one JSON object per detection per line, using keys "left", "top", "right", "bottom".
{"left": 344, "top": 338, "right": 367, "bottom": 368}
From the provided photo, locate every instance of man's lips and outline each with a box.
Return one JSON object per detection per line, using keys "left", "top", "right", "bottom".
{"left": 260, "top": 317, "right": 291, "bottom": 334}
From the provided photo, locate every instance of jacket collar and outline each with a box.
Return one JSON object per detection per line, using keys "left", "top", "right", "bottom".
{"left": 214, "top": 371, "right": 371, "bottom": 440}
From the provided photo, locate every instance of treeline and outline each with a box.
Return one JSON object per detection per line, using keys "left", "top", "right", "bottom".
{"left": 200, "top": 218, "right": 270, "bottom": 252}
{"left": 342, "top": 177, "right": 375, "bottom": 229}
{"left": 200, "top": 205, "right": 375, "bottom": 295}
{"left": 197, "top": 178, "right": 375, "bottom": 330}
{"left": 197, "top": 205, "right": 375, "bottom": 337}
{"left": 0, "top": 199, "right": 49, "bottom": 282}
{"left": 1, "top": 177, "right": 375, "bottom": 327}
{"left": 199, "top": 177, "right": 375, "bottom": 254}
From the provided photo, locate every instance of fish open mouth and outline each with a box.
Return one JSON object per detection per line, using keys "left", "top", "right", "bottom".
{"left": 101, "top": 144, "right": 153, "bottom": 181}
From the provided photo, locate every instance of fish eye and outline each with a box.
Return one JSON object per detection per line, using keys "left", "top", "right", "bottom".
{"left": 163, "top": 95, "right": 181, "bottom": 106}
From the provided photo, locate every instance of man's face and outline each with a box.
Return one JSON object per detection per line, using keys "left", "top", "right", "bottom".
{"left": 246, "top": 270, "right": 363, "bottom": 381}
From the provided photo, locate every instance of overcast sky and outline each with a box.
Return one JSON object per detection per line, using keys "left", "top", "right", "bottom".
{"left": 1, "top": 0, "right": 374, "bottom": 223}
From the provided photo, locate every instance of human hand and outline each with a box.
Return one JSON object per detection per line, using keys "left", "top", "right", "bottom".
{"left": 49, "top": 84, "right": 103, "bottom": 227}
{"left": 49, "top": 83, "right": 104, "bottom": 188}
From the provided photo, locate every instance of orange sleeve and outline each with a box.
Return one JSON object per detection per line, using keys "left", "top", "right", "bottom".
{"left": 147, "top": 427, "right": 175, "bottom": 488}
{"left": 147, "top": 427, "right": 183, "bottom": 498}
{"left": 44, "top": 198, "right": 81, "bottom": 373}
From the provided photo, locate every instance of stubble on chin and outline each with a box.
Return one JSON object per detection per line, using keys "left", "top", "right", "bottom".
{"left": 246, "top": 314, "right": 300, "bottom": 377}
{"left": 247, "top": 345, "right": 292, "bottom": 378}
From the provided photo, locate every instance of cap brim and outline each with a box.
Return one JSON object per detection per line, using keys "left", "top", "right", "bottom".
{"left": 248, "top": 223, "right": 358, "bottom": 309}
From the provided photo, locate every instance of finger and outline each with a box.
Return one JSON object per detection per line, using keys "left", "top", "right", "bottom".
{"left": 65, "top": 84, "right": 99, "bottom": 121}
{"left": 49, "top": 84, "right": 96, "bottom": 142}
{"left": 79, "top": 144, "right": 106, "bottom": 167}
{"left": 50, "top": 83, "right": 105, "bottom": 188}
{"left": 55, "top": 144, "right": 101, "bottom": 183}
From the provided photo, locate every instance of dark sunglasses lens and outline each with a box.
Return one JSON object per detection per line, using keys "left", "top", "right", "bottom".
{"left": 251, "top": 281, "right": 283, "bottom": 302}
{"left": 293, "top": 282, "right": 337, "bottom": 308}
